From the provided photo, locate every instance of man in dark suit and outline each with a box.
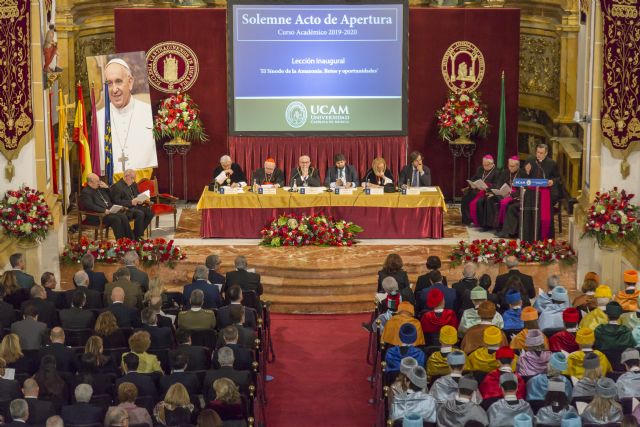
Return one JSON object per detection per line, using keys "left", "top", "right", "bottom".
{"left": 9, "top": 253, "right": 36, "bottom": 289}
{"left": 202, "top": 346, "right": 251, "bottom": 401}
{"left": 324, "top": 153, "right": 359, "bottom": 188}
{"left": 20, "top": 285, "right": 57, "bottom": 328}
{"left": 159, "top": 352, "right": 200, "bottom": 395}
{"left": 59, "top": 291, "right": 95, "bottom": 330}
{"left": 60, "top": 384, "right": 105, "bottom": 425}
{"left": 451, "top": 263, "right": 479, "bottom": 315}
{"left": 182, "top": 266, "right": 222, "bottom": 309}
{"left": 139, "top": 308, "right": 173, "bottom": 350}
{"left": 251, "top": 158, "right": 285, "bottom": 187}
{"left": 106, "top": 287, "right": 141, "bottom": 328}
{"left": 0, "top": 289, "right": 17, "bottom": 330}
{"left": 216, "top": 286, "right": 257, "bottom": 330}
{"left": 39, "top": 327, "right": 77, "bottom": 373}
{"left": 116, "top": 353, "right": 158, "bottom": 399}
{"left": 398, "top": 150, "right": 431, "bottom": 187}
{"left": 40, "top": 272, "right": 63, "bottom": 309}
{"left": 104, "top": 267, "right": 143, "bottom": 309}
{"left": 0, "top": 359, "right": 21, "bottom": 402}
{"left": 416, "top": 271, "right": 457, "bottom": 314}
{"left": 205, "top": 255, "right": 226, "bottom": 288}
{"left": 170, "top": 329, "right": 210, "bottom": 371}
{"left": 223, "top": 256, "right": 263, "bottom": 303}
{"left": 110, "top": 169, "right": 154, "bottom": 240}
{"left": 289, "top": 154, "right": 321, "bottom": 187}
{"left": 493, "top": 255, "right": 536, "bottom": 300}
{"left": 80, "top": 173, "right": 134, "bottom": 240}
{"left": 5, "top": 399, "right": 30, "bottom": 427}
{"left": 212, "top": 155, "right": 247, "bottom": 188}
{"left": 10, "top": 305, "right": 47, "bottom": 351}
{"left": 22, "top": 379, "right": 56, "bottom": 426}
{"left": 215, "top": 307, "right": 255, "bottom": 349}
{"left": 67, "top": 270, "right": 103, "bottom": 309}
{"left": 114, "top": 250, "right": 149, "bottom": 293}
{"left": 81, "top": 253, "right": 107, "bottom": 294}
{"left": 213, "top": 326, "right": 253, "bottom": 371}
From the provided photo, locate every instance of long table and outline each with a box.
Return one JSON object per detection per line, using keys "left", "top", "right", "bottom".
{"left": 196, "top": 187, "right": 447, "bottom": 239}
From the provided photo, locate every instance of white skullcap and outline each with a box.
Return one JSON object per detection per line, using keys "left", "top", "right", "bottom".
{"left": 106, "top": 58, "right": 131, "bottom": 72}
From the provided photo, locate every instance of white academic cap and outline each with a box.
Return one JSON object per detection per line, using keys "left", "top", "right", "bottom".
{"left": 106, "top": 57, "right": 131, "bottom": 72}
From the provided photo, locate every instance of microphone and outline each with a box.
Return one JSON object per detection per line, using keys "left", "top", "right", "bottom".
{"left": 289, "top": 169, "right": 300, "bottom": 190}
{"left": 362, "top": 169, "right": 373, "bottom": 186}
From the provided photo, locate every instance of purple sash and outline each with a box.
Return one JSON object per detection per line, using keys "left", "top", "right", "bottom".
{"left": 539, "top": 187, "right": 552, "bottom": 239}
{"left": 498, "top": 196, "right": 513, "bottom": 226}
{"left": 469, "top": 191, "right": 485, "bottom": 226}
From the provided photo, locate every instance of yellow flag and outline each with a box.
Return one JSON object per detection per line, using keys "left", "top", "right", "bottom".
{"left": 73, "top": 86, "right": 92, "bottom": 184}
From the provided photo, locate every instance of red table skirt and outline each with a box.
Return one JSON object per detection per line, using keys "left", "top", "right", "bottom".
{"left": 200, "top": 207, "right": 444, "bottom": 239}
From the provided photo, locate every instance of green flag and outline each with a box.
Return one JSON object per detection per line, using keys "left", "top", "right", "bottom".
{"left": 497, "top": 71, "right": 506, "bottom": 169}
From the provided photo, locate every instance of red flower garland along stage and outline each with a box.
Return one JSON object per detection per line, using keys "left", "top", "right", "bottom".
{"left": 450, "top": 239, "right": 576, "bottom": 267}
{"left": 153, "top": 92, "right": 208, "bottom": 143}
{"left": 0, "top": 187, "right": 53, "bottom": 244}
{"left": 260, "top": 213, "right": 363, "bottom": 247}
{"left": 436, "top": 91, "right": 489, "bottom": 142}
{"left": 583, "top": 187, "right": 639, "bottom": 247}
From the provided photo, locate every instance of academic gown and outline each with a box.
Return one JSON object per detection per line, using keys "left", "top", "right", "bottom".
{"left": 429, "top": 376, "right": 483, "bottom": 404}
{"left": 427, "top": 350, "right": 454, "bottom": 377}
{"left": 620, "top": 312, "right": 640, "bottom": 330}
{"left": 572, "top": 377, "right": 597, "bottom": 399}
{"left": 385, "top": 345, "right": 426, "bottom": 372}
{"left": 581, "top": 404, "right": 623, "bottom": 424}
{"left": 390, "top": 390, "right": 437, "bottom": 422}
{"left": 420, "top": 309, "right": 458, "bottom": 334}
{"left": 212, "top": 163, "right": 248, "bottom": 186}
{"left": 549, "top": 330, "right": 579, "bottom": 353}
{"left": 460, "top": 323, "right": 508, "bottom": 354}
{"left": 510, "top": 328, "right": 550, "bottom": 351}
{"left": 573, "top": 293, "right": 598, "bottom": 312}
{"left": 615, "top": 289, "right": 640, "bottom": 312}
{"left": 535, "top": 405, "right": 579, "bottom": 425}
{"left": 517, "top": 350, "right": 552, "bottom": 376}
{"left": 481, "top": 168, "right": 524, "bottom": 229}
{"left": 567, "top": 350, "right": 612, "bottom": 378}
{"left": 461, "top": 166, "right": 500, "bottom": 225}
{"left": 616, "top": 370, "right": 640, "bottom": 398}
{"left": 479, "top": 369, "right": 526, "bottom": 400}
{"left": 526, "top": 374, "right": 573, "bottom": 400}
{"left": 465, "top": 348, "right": 517, "bottom": 373}
{"left": 458, "top": 309, "right": 504, "bottom": 335}
{"left": 579, "top": 307, "right": 608, "bottom": 331}
{"left": 487, "top": 398, "right": 534, "bottom": 427}
{"left": 436, "top": 399, "right": 489, "bottom": 427}
{"left": 502, "top": 307, "right": 524, "bottom": 330}
{"left": 594, "top": 323, "right": 635, "bottom": 351}
{"left": 538, "top": 302, "right": 570, "bottom": 332}
{"left": 381, "top": 314, "right": 425, "bottom": 346}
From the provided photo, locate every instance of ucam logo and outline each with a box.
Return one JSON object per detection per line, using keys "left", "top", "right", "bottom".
{"left": 285, "top": 101, "right": 308, "bottom": 128}
{"left": 310, "top": 105, "right": 349, "bottom": 115}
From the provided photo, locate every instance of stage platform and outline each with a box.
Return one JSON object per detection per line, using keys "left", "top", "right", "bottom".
{"left": 62, "top": 205, "right": 575, "bottom": 314}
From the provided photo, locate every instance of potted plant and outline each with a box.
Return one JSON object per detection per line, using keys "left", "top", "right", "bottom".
{"left": 0, "top": 186, "right": 54, "bottom": 247}
{"left": 436, "top": 91, "right": 489, "bottom": 145}
{"left": 582, "top": 187, "right": 639, "bottom": 249}
{"left": 153, "top": 92, "right": 208, "bottom": 146}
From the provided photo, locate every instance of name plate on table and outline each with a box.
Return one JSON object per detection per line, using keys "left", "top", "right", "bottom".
{"left": 334, "top": 188, "right": 355, "bottom": 195}
{"left": 401, "top": 188, "right": 421, "bottom": 195}
{"left": 365, "top": 187, "right": 384, "bottom": 195}
{"left": 513, "top": 178, "right": 549, "bottom": 187}
{"left": 258, "top": 187, "right": 277, "bottom": 195}
{"left": 218, "top": 187, "right": 241, "bottom": 194}
{"left": 298, "top": 187, "right": 325, "bottom": 194}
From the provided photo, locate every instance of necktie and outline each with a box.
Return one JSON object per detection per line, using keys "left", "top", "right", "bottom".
{"left": 412, "top": 169, "right": 418, "bottom": 187}
{"left": 338, "top": 169, "right": 343, "bottom": 181}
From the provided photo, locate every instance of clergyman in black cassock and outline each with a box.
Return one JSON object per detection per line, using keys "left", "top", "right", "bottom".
{"left": 212, "top": 155, "right": 248, "bottom": 187}
{"left": 110, "top": 169, "right": 154, "bottom": 240}
{"left": 80, "top": 173, "right": 134, "bottom": 240}
{"left": 251, "top": 158, "right": 285, "bottom": 187}
{"left": 479, "top": 156, "right": 523, "bottom": 230}
{"left": 460, "top": 154, "right": 500, "bottom": 226}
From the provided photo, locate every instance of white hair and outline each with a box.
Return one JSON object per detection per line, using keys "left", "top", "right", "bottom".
{"left": 123, "top": 251, "right": 139, "bottom": 265}
{"left": 194, "top": 265, "right": 209, "bottom": 280}
{"left": 74, "top": 270, "right": 89, "bottom": 287}
{"left": 463, "top": 263, "right": 477, "bottom": 278}
{"left": 74, "top": 383, "right": 93, "bottom": 403}
{"left": 220, "top": 155, "right": 232, "bottom": 163}
{"left": 217, "top": 346, "right": 235, "bottom": 367}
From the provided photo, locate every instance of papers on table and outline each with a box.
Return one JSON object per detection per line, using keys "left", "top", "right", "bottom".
{"left": 108, "top": 204, "right": 123, "bottom": 214}
{"left": 420, "top": 187, "right": 439, "bottom": 192}
{"left": 219, "top": 186, "right": 243, "bottom": 194}
{"left": 133, "top": 190, "right": 151, "bottom": 203}
{"left": 334, "top": 188, "right": 355, "bottom": 195}
{"left": 402, "top": 188, "right": 421, "bottom": 195}
{"left": 365, "top": 187, "right": 384, "bottom": 195}
{"left": 298, "top": 187, "right": 325, "bottom": 194}
{"left": 258, "top": 187, "right": 277, "bottom": 195}
{"left": 215, "top": 170, "right": 229, "bottom": 185}
{"left": 490, "top": 184, "right": 512, "bottom": 197}
{"left": 467, "top": 179, "right": 488, "bottom": 191}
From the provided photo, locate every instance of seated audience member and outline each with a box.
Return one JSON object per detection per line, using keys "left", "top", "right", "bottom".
{"left": 203, "top": 347, "right": 251, "bottom": 401}
{"left": 178, "top": 289, "right": 216, "bottom": 331}
{"left": 390, "top": 364, "right": 436, "bottom": 422}
{"left": 617, "top": 348, "right": 640, "bottom": 399}
{"left": 415, "top": 256, "right": 448, "bottom": 296}
{"left": 81, "top": 252, "right": 108, "bottom": 293}
{"left": 579, "top": 284, "right": 612, "bottom": 331}
{"left": 568, "top": 327, "right": 612, "bottom": 378}
{"left": 538, "top": 286, "right": 571, "bottom": 332}
{"left": 460, "top": 154, "right": 498, "bottom": 226}
{"left": 458, "top": 287, "right": 503, "bottom": 335}
{"left": 46, "top": 416, "right": 64, "bottom": 427}
{"left": 112, "top": 382, "right": 153, "bottom": 427}
{"left": 196, "top": 409, "right": 223, "bottom": 427}
{"left": 426, "top": 325, "right": 458, "bottom": 377}
{"left": 105, "top": 287, "right": 141, "bottom": 329}
{"left": 170, "top": 328, "right": 210, "bottom": 371}
{"left": 616, "top": 269, "right": 639, "bottom": 312}
{"left": 73, "top": 353, "right": 115, "bottom": 395}
{"left": 361, "top": 157, "right": 394, "bottom": 188}
{"left": 159, "top": 351, "right": 199, "bottom": 396}
{"left": 573, "top": 272, "right": 599, "bottom": 313}
{"left": 581, "top": 377, "right": 623, "bottom": 424}
{"left": 460, "top": 301, "right": 507, "bottom": 354}
{"left": 371, "top": 286, "right": 399, "bottom": 334}
{"left": 104, "top": 406, "right": 130, "bottom": 427}
{"left": 20, "top": 285, "right": 57, "bottom": 328}
{"left": 622, "top": 296, "right": 640, "bottom": 331}
{"left": 376, "top": 277, "right": 409, "bottom": 314}
{"left": 465, "top": 326, "right": 507, "bottom": 373}
{"left": 9, "top": 253, "right": 36, "bottom": 289}
{"left": 534, "top": 378, "right": 578, "bottom": 425}
{"left": 0, "top": 357, "right": 21, "bottom": 401}
{"left": 0, "top": 270, "right": 28, "bottom": 310}
{"left": 105, "top": 267, "right": 143, "bottom": 310}
{"left": 0, "top": 334, "right": 35, "bottom": 376}
{"left": 289, "top": 154, "right": 321, "bottom": 187}
{"left": 208, "top": 378, "right": 245, "bottom": 423}
{"left": 252, "top": 157, "right": 285, "bottom": 188}
{"left": 496, "top": 275, "right": 531, "bottom": 312}
{"left": 59, "top": 290, "right": 95, "bottom": 329}
{"left": 492, "top": 256, "right": 535, "bottom": 299}
{"left": 10, "top": 305, "right": 47, "bottom": 351}
{"left": 452, "top": 263, "right": 479, "bottom": 314}
{"left": 573, "top": 352, "right": 604, "bottom": 399}
{"left": 385, "top": 324, "right": 426, "bottom": 373}
{"left": 95, "top": 310, "right": 130, "bottom": 348}
{"left": 435, "top": 376, "right": 488, "bottom": 427}
{"left": 83, "top": 335, "right": 117, "bottom": 374}
{"left": 510, "top": 307, "right": 550, "bottom": 351}
{"left": 67, "top": 270, "right": 103, "bottom": 309}
{"left": 324, "top": 153, "right": 359, "bottom": 188}
{"left": 417, "top": 271, "right": 454, "bottom": 314}
{"left": 116, "top": 353, "right": 158, "bottom": 400}
{"left": 479, "top": 346, "right": 525, "bottom": 401}
{"left": 121, "top": 331, "right": 163, "bottom": 374}
{"left": 33, "top": 355, "right": 69, "bottom": 410}
{"left": 382, "top": 302, "right": 425, "bottom": 346}
{"left": 420, "top": 289, "right": 457, "bottom": 342}
{"left": 120, "top": 250, "right": 150, "bottom": 293}
{"left": 39, "top": 327, "right": 77, "bottom": 373}
{"left": 205, "top": 254, "right": 226, "bottom": 289}
{"left": 486, "top": 372, "right": 534, "bottom": 426}
{"left": 549, "top": 307, "right": 580, "bottom": 353}
{"left": 140, "top": 308, "right": 173, "bottom": 350}
{"left": 595, "top": 301, "right": 635, "bottom": 352}
{"left": 516, "top": 329, "right": 552, "bottom": 376}
{"left": 398, "top": 150, "right": 431, "bottom": 188}
{"left": 216, "top": 285, "right": 257, "bottom": 330}
{"left": 183, "top": 265, "right": 222, "bottom": 310}
{"left": 377, "top": 253, "right": 410, "bottom": 293}
{"left": 40, "top": 272, "right": 62, "bottom": 309}
{"left": 22, "top": 378, "right": 56, "bottom": 425}
{"left": 147, "top": 293, "right": 174, "bottom": 330}
{"left": 212, "top": 327, "right": 253, "bottom": 371}
{"left": 526, "top": 352, "right": 573, "bottom": 401}
{"left": 430, "top": 351, "right": 481, "bottom": 404}
{"left": 212, "top": 154, "right": 247, "bottom": 188}
{"left": 7, "top": 399, "right": 30, "bottom": 426}
{"left": 0, "top": 287, "right": 18, "bottom": 330}
{"left": 60, "top": 384, "right": 104, "bottom": 425}
{"left": 502, "top": 290, "right": 524, "bottom": 331}
{"left": 533, "top": 275, "right": 563, "bottom": 312}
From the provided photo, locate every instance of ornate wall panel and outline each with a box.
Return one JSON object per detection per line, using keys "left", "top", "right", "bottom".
{"left": 519, "top": 34, "right": 560, "bottom": 100}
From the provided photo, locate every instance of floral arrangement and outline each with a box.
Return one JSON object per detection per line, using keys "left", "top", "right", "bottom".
{"left": 62, "top": 237, "right": 187, "bottom": 268}
{"left": 449, "top": 239, "right": 577, "bottom": 267}
{"left": 0, "top": 186, "right": 53, "bottom": 244}
{"left": 583, "top": 187, "right": 639, "bottom": 247}
{"left": 436, "top": 91, "right": 489, "bottom": 142}
{"left": 153, "top": 92, "right": 208, "bottom": 143}
{"left": 260, "top": 213, "right": 363, "bottom": 247}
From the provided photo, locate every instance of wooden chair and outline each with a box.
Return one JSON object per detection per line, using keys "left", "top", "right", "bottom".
{"left": 137, "top": 177, "right": 178, "bottom": 231}
{"left": 76, "top": 192, "right": 109, "bottom": 243}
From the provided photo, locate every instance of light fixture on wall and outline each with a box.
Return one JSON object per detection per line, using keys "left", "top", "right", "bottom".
{"left": 573, "top": 110, "right": 592, "bottom": 124}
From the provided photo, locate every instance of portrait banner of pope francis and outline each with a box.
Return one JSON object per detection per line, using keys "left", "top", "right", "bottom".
{"left": 86, "top": 51, "right": 158, "bottom": 175}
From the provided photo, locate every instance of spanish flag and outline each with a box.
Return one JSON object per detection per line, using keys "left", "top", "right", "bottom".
{"left": 73, "top": 82, "right": 92, "bottom": 184}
